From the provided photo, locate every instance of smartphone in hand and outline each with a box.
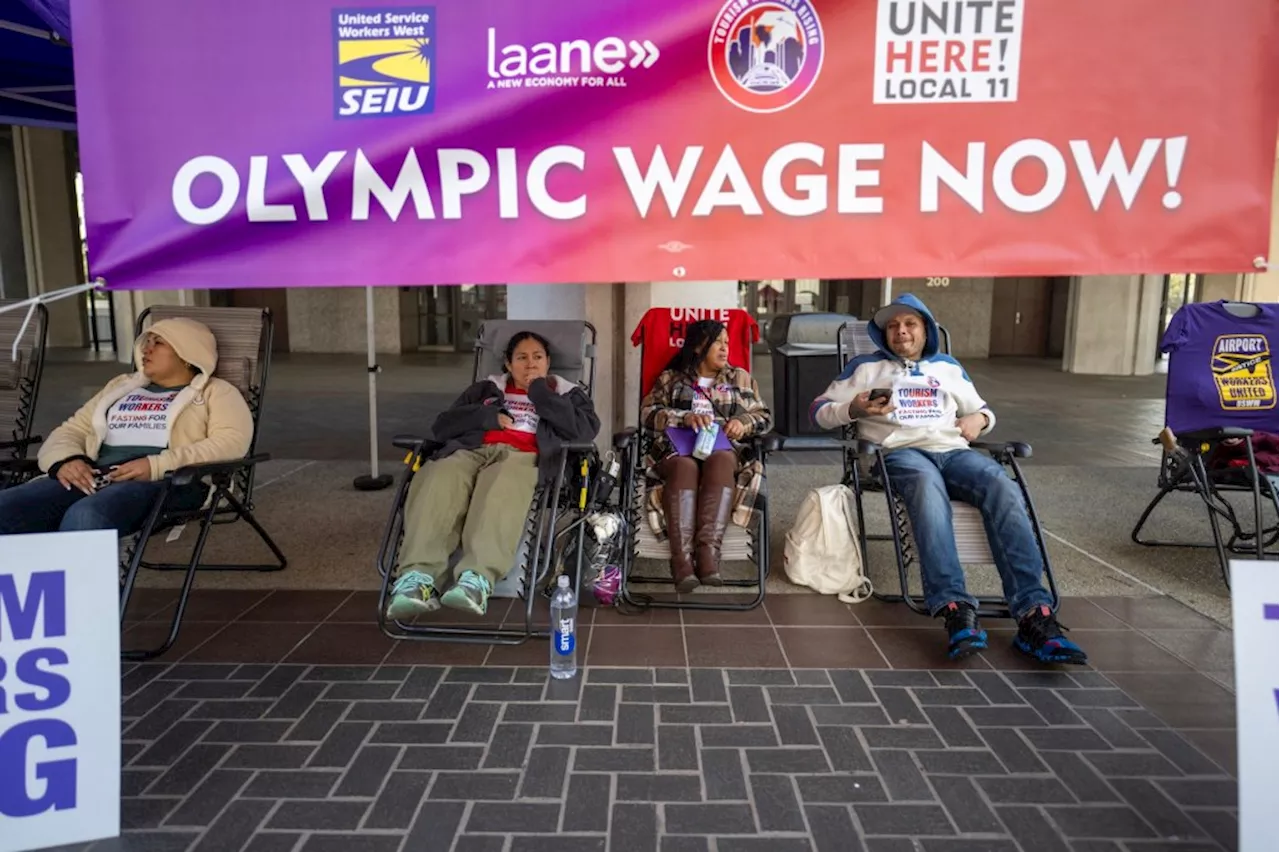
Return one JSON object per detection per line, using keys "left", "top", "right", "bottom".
{"left": 868, "top": 388, "right": 892, "bottom": 403}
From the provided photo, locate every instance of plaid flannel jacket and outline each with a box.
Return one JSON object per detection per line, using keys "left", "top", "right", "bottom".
{"left": 639, "top": 366, "right": 772, "bottom": 532}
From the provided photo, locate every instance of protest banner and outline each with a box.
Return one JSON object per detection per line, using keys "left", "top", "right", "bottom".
{"left": 71, "top": 0, "right": 1279, "bottom": 288}
{"left": 1230, "top": 559, "right": 1279, "bottom": 852}
{"left": 0, "top": 531, "right": 120, "bottom": 852}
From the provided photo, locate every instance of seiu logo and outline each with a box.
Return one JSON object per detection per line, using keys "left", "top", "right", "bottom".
{"left": 337, "top": 86, "right": 432, "bottom": 117}
{"left": 0, "top": 571, "right": 77, "bottom": 819}
{"left": 333, "top": 8, "right": 437, "bottom": 119}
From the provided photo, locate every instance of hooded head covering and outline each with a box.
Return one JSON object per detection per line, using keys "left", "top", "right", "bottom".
{"left": 134, "top": 317, "right": 219, "bottom": 391}
{"left": 868, "top": 293, "right": 941, "bottom": 361}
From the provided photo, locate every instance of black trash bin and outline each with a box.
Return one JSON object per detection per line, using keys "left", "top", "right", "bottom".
{"left": 765, "top": 312, "right": 856, "bottom": 439}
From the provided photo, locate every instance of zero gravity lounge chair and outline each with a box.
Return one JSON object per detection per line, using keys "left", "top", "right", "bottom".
{"left": 375, "top": 319, "right": 600, "bottom": 645}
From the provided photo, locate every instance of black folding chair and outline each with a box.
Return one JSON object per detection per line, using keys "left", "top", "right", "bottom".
{"left": 119, "top": 305, "right": 286, "bottom": 661}
{"left": 1131, "top": 299, "right": 1279, "bottom": 587}
{"left": 835, "top": 319, "right": 1059, "bottom": 619}
{"left": 615, "top": 309, "right": 781, "bottom": 613}
{"left": 0, "top": 300, "right": 48, "bottom": 489}
{"left": 375, "top": 319, "right": 599, "bottom": 645}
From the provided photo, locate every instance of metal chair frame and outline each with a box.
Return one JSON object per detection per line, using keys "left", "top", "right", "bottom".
{"left": 835, "top": 319, "right": 1059, "bottom": 619}
{"left": 615, "top": 317, "right": 780, "bottom": 613}
{"left": 1131, "top": 427, "right": 1277, "bottom": 588}
{"left": 0, "top": 300, "right": 49, "bottom": 489}
{"left": 119, "top": 305, "right": 286, "bottom": 661}
{"left": 375, "top": 320, "right": 600, "bottom": 646}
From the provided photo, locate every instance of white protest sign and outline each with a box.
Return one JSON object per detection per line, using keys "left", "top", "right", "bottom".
{"left": 1, "top": 531, "right": 121, "bottom": 852}
{"left": 1229, "top": 559, "right": 1279, "bottom": 852}
{"left": 874, "top": 0, "right": 1025, "bottom": 104}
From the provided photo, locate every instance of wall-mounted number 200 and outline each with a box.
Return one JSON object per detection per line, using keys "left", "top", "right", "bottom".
{"left": 926, "top": 277, "right": 951, "bottom": 288}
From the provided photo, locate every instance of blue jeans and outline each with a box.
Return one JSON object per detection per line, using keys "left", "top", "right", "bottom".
{"left": 0, "top": 475, "right": 208, "bottom": 537}
{"left": 882, "top": 448, "right": 1051, "bottom": 619}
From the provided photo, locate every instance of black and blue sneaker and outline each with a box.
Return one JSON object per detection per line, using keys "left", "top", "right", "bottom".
{"left": 1015, "top": 605, "right": 1088, "bottom": 666}
{"left": 942, "top": 601, "right": 988, "bottom": 660}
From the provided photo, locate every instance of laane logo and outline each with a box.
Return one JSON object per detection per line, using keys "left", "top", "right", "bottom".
{"left": 333, "top": 6, "right": 437, "bottom": 119}
{"left": 486, "top": 27, "right": 659, "bottom": 90}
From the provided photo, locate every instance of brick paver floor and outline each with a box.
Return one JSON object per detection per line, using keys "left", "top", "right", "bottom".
{"left": 56, "top": 589, "right": 1244, "bottom": 852}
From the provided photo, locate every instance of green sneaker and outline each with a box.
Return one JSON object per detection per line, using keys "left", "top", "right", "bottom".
{"left": 386, "top": 570, "right": 440, "bottom": 621}
{"left": 440, "top": 570, "right": 492, "bottom": 615}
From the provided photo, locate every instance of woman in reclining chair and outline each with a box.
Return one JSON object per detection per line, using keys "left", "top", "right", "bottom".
{"left": 641, "top": 319, "right": 772, "bottom": 591}
{"left": 388, "top": 331, "right": 600, "bottom": 618}
{"left": 0, "top": 317, "right": 253, "bottom": 536}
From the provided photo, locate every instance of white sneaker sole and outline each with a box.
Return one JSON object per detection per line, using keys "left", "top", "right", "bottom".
{"left": 439, "top": 590, "right": 487, "bottom": 615}
{"left": 386, "top": 595, "right": 440, "bottom": 621}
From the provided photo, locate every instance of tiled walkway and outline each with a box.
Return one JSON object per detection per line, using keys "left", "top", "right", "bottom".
{"left": 80, "top": 590, "right": 1244, "bottom": 852}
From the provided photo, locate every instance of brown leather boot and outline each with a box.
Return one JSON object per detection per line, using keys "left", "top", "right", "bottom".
{"left": 694, "top": 486, "right": 733, "bottom": 586}
{"left": 660, "top": 457, "right": 700, "bottom": 592}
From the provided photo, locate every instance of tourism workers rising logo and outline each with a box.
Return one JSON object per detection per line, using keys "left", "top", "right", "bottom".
{"left": 709, "top": 0, "right": 825, "bottom": 113}
{"left": 333, "top": 6, "right": 437, "bottom": 119}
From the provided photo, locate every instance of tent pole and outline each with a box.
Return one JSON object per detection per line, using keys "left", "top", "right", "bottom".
{"left": 1, "top": 280, "right": 101, "bottom": 360}
{"left": 353, "top": 286, "right": 392, "bottom": 491}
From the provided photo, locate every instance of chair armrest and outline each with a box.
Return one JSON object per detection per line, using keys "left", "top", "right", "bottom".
{"left": 1180, "top": 427, "right": 1255, "bottom": 442}
{"left": 612, "top": 427, "right": 638, "bottom": 450}
{"left": 393, "top": 434, "right": 427, "bottom": 451}
{"left": 393, "top": 434, "right": 443, "bottom": 462}
{"left": 561, "top": 441, "right": 599, "bottom": 454}
{"left": 0, "top": 457, "right": 40, "bottom": 474}
{"left": 855, "top": 437, "right": 885, "bottom": 457}
{"left": 971, "top": 441, "right": 1033, "bottom": 459}
{"left": 0, "top": 434, "right": 40, "bottom": 452}
{"left": 168, "top": 454, "right": 270, "bottom": 487}
{"left": 757, "top": 434, "right": 784, "bottom": 454}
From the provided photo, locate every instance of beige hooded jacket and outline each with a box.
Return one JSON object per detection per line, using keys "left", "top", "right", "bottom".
{"left": 37, "top": 317, "right": 254, "bottom": 482}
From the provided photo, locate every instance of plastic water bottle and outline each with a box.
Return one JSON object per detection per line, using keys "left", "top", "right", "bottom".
{"left": 692, "top": 422, "right": 720, "bottom": 460}
{"left": 549, "top": 575, "right": 578, "bottom": 679}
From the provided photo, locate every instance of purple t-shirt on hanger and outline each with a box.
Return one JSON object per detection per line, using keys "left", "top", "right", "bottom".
{"left": 1161, "top": 300, "right": 1279, "bottom": 435}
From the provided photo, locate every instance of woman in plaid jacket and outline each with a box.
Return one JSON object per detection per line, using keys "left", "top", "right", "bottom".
{"left": 640, "top": 319, "right": 773, "bottom": 591}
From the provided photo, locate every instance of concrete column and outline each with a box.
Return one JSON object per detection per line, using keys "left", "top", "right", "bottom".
{"left": 1199, "top": 273, "right": 1243, "bottom": 303}
{"left": 505, "top": 282, "right": 621, "bottom": 446}
{"left": 107, "top": 288, "right": 215, "bottom": 363}
{"left": 285, "top": 287, "right": 400, "bottom": 354}
{"left": 13, "top": 126, "right": 84, "bottom": 348}
{"left": 0, "top": 128, "right": 27, "bottom": 300}
{"left": 1062, "top": 274, "right": 1163, "bottom": 375}
{"left": 12, "top": 127, "right": 209, "bottom": 360}
{"left": 890, "top": 277, "right": 995, "bottom": 358}
{"left": 1244, "top": 147, "right": 1279, "bottom": 303}
{"left": 506, "top": 283, "right": 586, "bottom": 320}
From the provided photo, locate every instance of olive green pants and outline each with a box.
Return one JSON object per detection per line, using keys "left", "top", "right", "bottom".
{"left": 396, "top": 445, "right": 539, "bottom": 587}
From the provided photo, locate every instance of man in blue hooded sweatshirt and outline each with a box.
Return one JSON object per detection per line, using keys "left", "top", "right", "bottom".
{"left": 811, "top": 295, "right": 1087, "bottom": 665}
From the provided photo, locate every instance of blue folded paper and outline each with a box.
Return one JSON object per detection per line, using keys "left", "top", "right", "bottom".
{"left": 665, "top": 425, "right": 734, "bottom": 456}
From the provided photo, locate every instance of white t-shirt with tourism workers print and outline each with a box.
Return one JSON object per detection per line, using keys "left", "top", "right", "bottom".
{"left": 483, "top": 382, "right": 540, "bottom": 454}
{"left": 95, "top": 383, "right": 186, "bottom": 468}
{"left": 691, "top": 377, "right": 716, "bottom": 417}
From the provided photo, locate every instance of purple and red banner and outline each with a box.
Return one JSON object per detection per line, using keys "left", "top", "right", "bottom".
{"left": 71, "top": 0, "right": 1279, "bottom": 289}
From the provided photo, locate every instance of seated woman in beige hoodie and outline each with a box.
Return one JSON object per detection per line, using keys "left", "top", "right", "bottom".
{"left": 0, "top": 317, "right": 253, "bottom": 537}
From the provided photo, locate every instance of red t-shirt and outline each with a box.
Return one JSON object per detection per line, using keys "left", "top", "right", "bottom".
{"left": 482, "top": 383, "right": 539, "bottom": 454}
{"left": 631, "top": 308, "right": 760, "bottom": 396}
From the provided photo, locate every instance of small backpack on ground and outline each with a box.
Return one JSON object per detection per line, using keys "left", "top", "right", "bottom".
{"left": 783, "top": 484, "right": 874, "bottom": 604}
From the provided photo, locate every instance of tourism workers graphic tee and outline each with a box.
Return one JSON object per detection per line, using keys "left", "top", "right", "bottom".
{"left": 483, "top": 382, "right": 540, "bottom": 453}
{"left": 95, "top": 383, "right": 187, "bottom": 468}
{"left": 890, "top": 373, "right": 950, "bottom": 429}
